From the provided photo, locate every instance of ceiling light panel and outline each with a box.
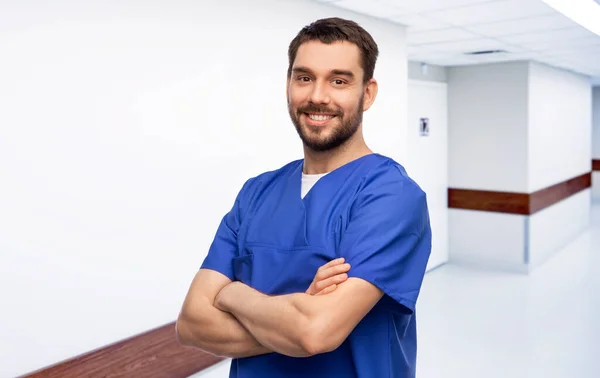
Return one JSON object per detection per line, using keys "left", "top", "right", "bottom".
{"left": 540, "top": 0, "right": 600, "bottom": 36}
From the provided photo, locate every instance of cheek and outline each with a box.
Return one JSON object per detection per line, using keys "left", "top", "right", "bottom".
{"left": 288, "top": 85, "right": 305, "bottom": 101}
{"left": 337, "top": 99, "right": 359, "bottom": 114}
{"left": 334, "top": 90, "right": 361, "bottom": 106}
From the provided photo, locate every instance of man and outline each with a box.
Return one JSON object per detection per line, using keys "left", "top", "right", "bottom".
{"left": 176, "top": 17, "right": 432, "bottom": 378}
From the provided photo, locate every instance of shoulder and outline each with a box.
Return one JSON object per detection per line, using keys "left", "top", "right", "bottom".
{"left": 360, "top": 154, "right": 426, "bottom": 203}
{"left": 350, "top": 154, "right": 429, "bottom": 234}
{"left": 235, "top": 159, "right": 302, "bottom": 204}
{"left": 242, "top": 159, "right": 301, "bottom": 191}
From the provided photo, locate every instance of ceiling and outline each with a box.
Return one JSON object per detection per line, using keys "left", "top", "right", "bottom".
{"left": 312, "top": 0, "right": 600, "bottom": 85}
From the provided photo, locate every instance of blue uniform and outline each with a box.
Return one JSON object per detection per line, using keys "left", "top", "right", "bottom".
{"left": 201, "top": 153, "right": 432, "bottom": 378}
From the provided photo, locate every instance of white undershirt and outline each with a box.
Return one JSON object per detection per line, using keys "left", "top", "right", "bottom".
{"left": 301, "top": 172, "right": 329, "bottom": 199}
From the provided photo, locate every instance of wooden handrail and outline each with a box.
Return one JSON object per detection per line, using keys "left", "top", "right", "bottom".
{"left": 449, "top": 172, "right": 592, "bottom": 214}
{"left": 18, "top": 321, "right": 224, "bottom": 378}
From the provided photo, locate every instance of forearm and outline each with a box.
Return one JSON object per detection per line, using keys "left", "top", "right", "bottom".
{"left": 176, "top": 296, "right": 273, "bottom": 359}
{"left": 215, "top": 282, "right": 317, "bottom": 357}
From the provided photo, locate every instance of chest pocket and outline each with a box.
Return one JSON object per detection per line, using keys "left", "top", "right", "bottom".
{"left": 233, "top": 243, "right": 332, "bottom": 296}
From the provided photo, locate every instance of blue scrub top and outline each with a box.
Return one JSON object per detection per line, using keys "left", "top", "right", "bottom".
{"left": 201, "top": 153, "right": 432, "bottom": 378}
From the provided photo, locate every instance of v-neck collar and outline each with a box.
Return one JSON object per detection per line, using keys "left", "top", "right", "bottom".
{"left": 295, "top": 153, "right": 380, "bottom": 202}
{"left": 283, "top": 153, "right": 380, "bottom": 247}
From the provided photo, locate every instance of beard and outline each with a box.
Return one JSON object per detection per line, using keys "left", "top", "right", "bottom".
{"left": 288, "top": 94, "right": 364, "bottom": 152}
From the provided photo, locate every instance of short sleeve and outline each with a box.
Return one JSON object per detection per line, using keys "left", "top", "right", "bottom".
{"left": 199, "top": 178, "right": 256, "bottom": 281}
{"left": 341, "top": 169, "right": 432, "bottom": 314}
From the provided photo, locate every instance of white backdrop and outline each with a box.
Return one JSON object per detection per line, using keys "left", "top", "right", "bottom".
{"left": 0, "top": 0, "right": 411, "bottom": 376}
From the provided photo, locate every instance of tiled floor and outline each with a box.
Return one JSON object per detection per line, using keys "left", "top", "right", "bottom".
{"left": 194, "top": 204, "right": 600, "bottom": 378}
{"left": 416, "top": 203, "right": 600, "bottom": 378}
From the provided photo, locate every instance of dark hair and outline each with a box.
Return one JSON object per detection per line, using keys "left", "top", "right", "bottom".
{"left": 287, "top": 17, "right": 379, "bottom": 84}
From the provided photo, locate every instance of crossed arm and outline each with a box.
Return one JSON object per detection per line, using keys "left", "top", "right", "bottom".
{"left": 214, "top": 276, "right": 383, "bottom": 357}
{"left": 176, "top": 268, "right": 383, "bottom": 358}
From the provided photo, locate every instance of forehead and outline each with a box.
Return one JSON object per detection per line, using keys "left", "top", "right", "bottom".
{"left": 293, "top": 40, "right": 362, "bottom": 75}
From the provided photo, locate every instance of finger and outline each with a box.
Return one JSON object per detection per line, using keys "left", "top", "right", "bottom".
{"left": 318, "top": 263, "right": 351, "bottom": 280}
{"left": 316, "top": 284, "right": 337, "bottom": 296}
{"left": 315, "top": 273, "right": 348, "bottom": 291}
{"left": 318, "top": 257, "right": 345, "bottom": 271}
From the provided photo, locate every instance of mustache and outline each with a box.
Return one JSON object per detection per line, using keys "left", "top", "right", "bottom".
{"left": 297, "top": 104, "right": 342, "bottom": 116}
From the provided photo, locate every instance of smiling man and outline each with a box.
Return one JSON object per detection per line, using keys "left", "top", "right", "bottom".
{"left": 177, "top": 17, "right": 432, "bottom": 378}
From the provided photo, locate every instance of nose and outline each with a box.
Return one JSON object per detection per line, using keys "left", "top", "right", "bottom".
{"left": 308, "top": 80, "right": 330, "bottom": 105}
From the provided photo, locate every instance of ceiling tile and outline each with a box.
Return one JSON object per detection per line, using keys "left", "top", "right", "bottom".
{"left": 411, "top": 55, "right": 480, "bottom": 65}
{"left": 379, "top": 0, "right": 502, "bottom": 13}
{"left": 463, "top": 13, "right": 575, "bottom": 37}
{"left": 310, "top": 0, "right": 600, "bottom": 83}
{"left": 506, "top": 35, "right": 600, "bottom": 50}
{"left": 423, "top": 0, "right": 555, "bottom": 26}
{"left": 537, "top": 44, "right": 600, "bottom": 58}
{"left": 407, "top": 27, "right": 481, "bottom": 45}
{"left": 385, "top": 13, "right": 453, "bottom": 31}
{"left": 553, "top": 52, "right": 600, "bottom": 64}
{"left": 410, "top": 37, "right": 524, "bottom": 54}
{"left": 328, "top": 0, "right": 406, "bottom": 19}
{"left": 498, "top": 26, "right": 599, "bottom": 45}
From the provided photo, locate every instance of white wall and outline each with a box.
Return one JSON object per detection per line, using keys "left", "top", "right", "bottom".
{"left": 447, "top": 61, "right": 592, "bottom": 273}
{"left": 593, "top": 87, "right": 600, "bottom": 159}
{"left": 407, "top": 80, "right": 448, "bottom": 271}
{"left": 528, "top": 62, "right": 592, "bottom": 192}
{"left": 446, "top": 62, "right": 529, "bottom": 271}
{"left": 593, "top": 87, "right": 600, "bottom": 202}
{"left": 447, "top": 62, "right": 529, "bottom": 192}
{"left": 408, "top": 61, "right": 447, "bottom": 83}
{"left": 594, "top": 173, "right": 600, "bottom": 202}
{"left": 528, "top": 189, "right": 591, "bottom": 268}
{"left": 449, "top": 210, "right": 528, "bottom": 273}
{"left": 0, "top": 1, "right": 410, "bottom": 377}
{"left": 526, "top": 63, "right": 592, "bottom": 267}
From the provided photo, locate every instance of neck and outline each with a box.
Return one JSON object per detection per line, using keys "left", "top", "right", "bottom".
{"left": 302, "top": 132, "right": 373, "bottom": 174}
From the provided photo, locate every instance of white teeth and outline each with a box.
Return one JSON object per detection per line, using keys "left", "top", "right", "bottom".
{"left": 308, "top": 114, "right": 334, "bottom": 121}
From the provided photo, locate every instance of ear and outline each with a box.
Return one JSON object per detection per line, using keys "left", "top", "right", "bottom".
{"left": 362, "top": 78, "right": 378, "bottom": 112}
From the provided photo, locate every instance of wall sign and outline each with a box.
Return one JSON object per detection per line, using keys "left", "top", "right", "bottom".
{"left": 420, "top": 117, "right": 429, "bottom": 136}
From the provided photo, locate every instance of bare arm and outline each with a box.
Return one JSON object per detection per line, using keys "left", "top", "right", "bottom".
{"left": 176, "top": 259, "right": 351, "bottom": 358}
{"left": 176, "top": 268, "right": 272, "bottom": 359}
{"left": 214, "top": 277, "right": 383, "bottom": 357}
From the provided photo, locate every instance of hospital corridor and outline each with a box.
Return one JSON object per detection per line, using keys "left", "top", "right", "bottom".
{"left": 416, "top": 202, "right": 600, "bottom": 378}
{"left": 2, "top": 0, "right": 600, "bottom": 377}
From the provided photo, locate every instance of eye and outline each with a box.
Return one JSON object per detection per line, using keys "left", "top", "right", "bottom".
{"left": 333, "top": 79, "right": 346, "bottom": 85}
{"left": 297, "top": 76, "right": 311, "bottom": 82}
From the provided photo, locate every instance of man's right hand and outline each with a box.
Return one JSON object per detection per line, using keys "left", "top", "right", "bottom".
{"left": 305, "top": 258, "right": 351, "bottom": 296}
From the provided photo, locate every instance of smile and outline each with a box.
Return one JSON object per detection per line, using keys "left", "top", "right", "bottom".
{"left": 307, "top": 113, "right": 335, "bottom": 121}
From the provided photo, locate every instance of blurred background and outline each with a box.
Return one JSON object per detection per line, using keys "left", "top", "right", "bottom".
{"left": 1, "top": 0, "right": 599, "bottom": 377}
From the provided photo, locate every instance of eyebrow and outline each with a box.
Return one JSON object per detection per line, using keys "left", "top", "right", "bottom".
{"left": 292, "top": 66, "right": 355, "bottom": 79}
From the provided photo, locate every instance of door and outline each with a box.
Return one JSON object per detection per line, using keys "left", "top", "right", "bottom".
{"left": 407, "top": 80, "right": 449, "bottom": 271}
